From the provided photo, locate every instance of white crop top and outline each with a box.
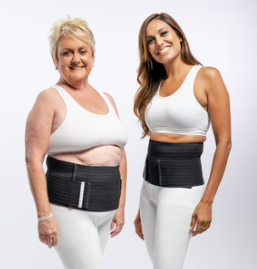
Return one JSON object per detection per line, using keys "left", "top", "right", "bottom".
{"left": 145, "top": 65, "right": 210, "bottom": 136}
{"left": 48, "top": 85, "right": 128, "bottom": 154}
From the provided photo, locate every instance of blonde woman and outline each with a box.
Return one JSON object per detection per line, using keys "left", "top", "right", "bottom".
{"left": 25, "top": 17, "right": 127, "bottom": 269}
{"left": 134, "top": 13, "right": 231, "bottom": 269}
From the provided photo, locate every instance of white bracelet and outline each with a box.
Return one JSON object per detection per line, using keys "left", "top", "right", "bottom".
{"left": 38, "top": 213, "right": 53, "bottom": 222}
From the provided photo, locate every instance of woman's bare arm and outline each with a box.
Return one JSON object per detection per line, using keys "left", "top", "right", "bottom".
{"left": 25, "top": 90, "right": 56, "bottom": 217}
{"left": 25, "top": 89, "right": 59, "bottom": 247}
{"left": 191, "top": 67, "right": 232, "bottom": 236}
{"left": 104, "top": 92, "right": 128, "bottom": 237}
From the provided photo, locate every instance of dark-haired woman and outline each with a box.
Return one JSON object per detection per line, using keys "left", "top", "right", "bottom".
{"left": 133, "top": 13, "right": 231, "bottom": 269}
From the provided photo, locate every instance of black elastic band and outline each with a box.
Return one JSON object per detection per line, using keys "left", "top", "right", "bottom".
{"left": 46, "top": 156, "right": 121, "bottom": 212}
{"left": 144, "top": 140, "right": 204, "bottom": 188}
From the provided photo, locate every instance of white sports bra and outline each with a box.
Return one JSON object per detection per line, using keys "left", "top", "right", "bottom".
{"left": 145, "top": 65, "right": 210, "bottom": 136}
{"left": 48, "top": 85, "right": 128, "bottom": 154}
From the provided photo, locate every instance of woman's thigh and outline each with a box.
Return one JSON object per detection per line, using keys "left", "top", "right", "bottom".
{"left": 51, "top": 204, "right": 114, "bottom": 269}
{"left": 140, "top": 180, "right": 157, "bottom": 262}
{"left": 98, "top": 210, "right": 116, "bottom": 253}
{"left": 153, "top": 185, "right": 205, "bottom": 269}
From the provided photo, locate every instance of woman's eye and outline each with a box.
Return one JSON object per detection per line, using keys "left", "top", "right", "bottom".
{"left": 80, "top": 50, "right": 87, "bottom": 55}
{"left": 161, "top": 31, "right": 168, "bottom": 36}
{"left": 63, "top": 51, "right": 71, "bottom": 56}
{"left": 147, "top": 38, "right": 154, "bottom": 45}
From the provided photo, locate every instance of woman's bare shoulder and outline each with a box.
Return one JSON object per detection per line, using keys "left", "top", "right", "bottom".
{"left": 33, "top": 87, "right": 63, "bottom": 109}
{"left": 37, "top": 87, "right": 59, "bottom": 102}
{"left": 198, "top": 66, "right": 222, "bottom": 81}
{"left": 197, "top": 66, "right": 226, "bottom": 94}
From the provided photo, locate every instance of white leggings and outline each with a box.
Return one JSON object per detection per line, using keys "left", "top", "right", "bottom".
{"left": 140, "top": 180, "right": 205, "bottom": 269}
{"left": 51, "top": 204, "right": 116, "bottom": 269}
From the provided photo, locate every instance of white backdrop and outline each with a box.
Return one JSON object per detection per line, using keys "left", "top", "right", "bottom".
{"left": 0, "top": 0, "right": 256, "bottom": 268}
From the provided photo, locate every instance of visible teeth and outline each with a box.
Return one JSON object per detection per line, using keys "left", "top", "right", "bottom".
{"left": 159, "top": 47, "right": 169, "bottom": 55}
{"left": 71, "top": 67, "right": 83, "bottom": 69}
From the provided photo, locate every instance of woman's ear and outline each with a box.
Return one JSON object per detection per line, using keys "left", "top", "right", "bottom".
{"left": 176, "top": 33, "right": 183, "bottom": 42}
{"left": 52, "top": 54, "right": 58, "bottom": 70}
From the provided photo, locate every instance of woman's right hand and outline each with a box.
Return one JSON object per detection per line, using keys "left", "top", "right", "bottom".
{"left": 134, "top": 209, "right": 144, "bottom": 240}
{"left": 38, "top": 217, "right": 59, "bottom": 248}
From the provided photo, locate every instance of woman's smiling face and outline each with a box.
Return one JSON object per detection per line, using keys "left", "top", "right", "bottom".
{"left": 146, "top": 19, "right": 182, "bottom": 65}
{"left": 55, "top": 36, "right": 94, "bottom": 85}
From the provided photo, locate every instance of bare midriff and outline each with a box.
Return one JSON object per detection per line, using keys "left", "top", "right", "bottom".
{"left": 150, "top": 133, "right": 206, "bottom": 144}
{"left": 50, "top": 145, "right": 121, "bottom": 167}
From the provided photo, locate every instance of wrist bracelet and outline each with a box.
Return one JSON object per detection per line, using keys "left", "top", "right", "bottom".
{"left": 38, "top": 213, "right": 53, "bottom": 222}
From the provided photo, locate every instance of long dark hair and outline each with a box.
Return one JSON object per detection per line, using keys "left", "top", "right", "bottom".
{"left": 134, "top": 13, "right": 201, "bottom": 137}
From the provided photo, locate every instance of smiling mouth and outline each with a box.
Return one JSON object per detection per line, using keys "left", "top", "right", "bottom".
{"left": 69, "top": 66, "right": 84, "bottom": 70}
{"left": 157, "top": 47, "right": 170, "bottom": 55}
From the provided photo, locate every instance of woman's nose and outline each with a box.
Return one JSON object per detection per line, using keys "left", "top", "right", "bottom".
{"left": 71, "top": 52, "right": 81, "bottom": 64}
{"left": 155, "top": 36, "right": 164, "bottom": 47}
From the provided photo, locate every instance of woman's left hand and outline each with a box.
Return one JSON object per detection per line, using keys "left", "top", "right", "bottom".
{"left": 190, "top": 202, "right": 212, "bottom": 236}
{"left": 110, "top": 207, "right": 125, "bottom": 238}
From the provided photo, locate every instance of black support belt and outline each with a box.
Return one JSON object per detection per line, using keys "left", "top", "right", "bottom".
{"left": 46, "top": 156, "right": 121, "bottom": 212}
{"left": 144, "top": 140, "right": 204, "bottom": 188}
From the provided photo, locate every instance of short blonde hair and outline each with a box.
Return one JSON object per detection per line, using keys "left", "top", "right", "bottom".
{"left": 49, "top": 17, "right": 96, "bottom": 60}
